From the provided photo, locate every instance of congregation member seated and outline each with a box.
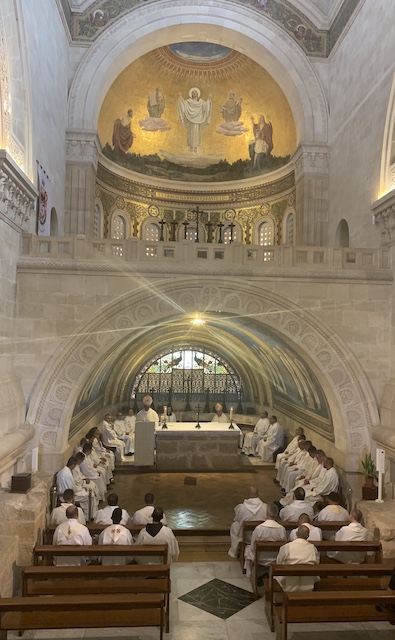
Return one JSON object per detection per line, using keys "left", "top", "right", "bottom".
{"left": 98, "top": 507, "right": 134, "bottom": 565}
{"left": 288, "top": 513, "right": 322, "bottom": 542}
{"left": 136, "top": 395, "right": 159, "bottom": 423}
{"left": 278, "top": 487, "right": 314, "bottom": 521}
{"left": 131, "top": 493, "right": 167, "bottom": 525}
{"left": 94, "top": 492, "right": 131, "bottom": 525}
{"left": 276, "top": 434, "right": 307, "bottom": 485}
{"left": 256, "top": 416, "right": 284, "bottom": 462}
{"left": 51, "top": 488, "right": 86, "bottom": 525}
{"left": 81, "top": 433, "right": 113, "bottom": 485}
{"left": 281, "top": 441, "right": 313, "bottom": 493}
{"left": 56, "top": 456, "right": 97, "bottom": 520}
{"left": 241, "top": 411, "right": 269, "bottom": 456}
{"left": 134, "top": 507, "right": 179, "bottom": 564}
{"left": 280, "top": 449, "right": 327, "bottom": 506}
{"left": 165, "top": 405, "right": 177, "bottom": 422}
{"left": 87, "top": 426, "right": 115, "bottom": 472}
{"left": 275, "top": 525, "right": 320, "bottom": 591}
{"left": 244, "top": 503, "right": 287, "bottom": 578}
{"left": 303, "top": 457, "right": 339, "bottom": 505}
{"left": 52, "top": 505, "right": 92, "bottom": 566}
{"left": 73, "top": 452, "right": 100, "bottom": 517}
{"left": 101, "top": 413, "right": 126, "bottom": 461}
{"left": 316, "top": 492, "right": 350, "bottom": 539}
{"left": 327, "top": 509, "right": 368, "bottom": 564}
{"left": 274, "top": 427, "right": 304, "bottom": 481}
{"left": 228, "top": 485, "right": 267, "bottom": 558}
{"left": 211, "top": 402, "right": 228, "bottom": 423}
{"left": 80, "top": 443, "right": 107, "bottom": 501}
{"left": 114, "top": 411, "right": 134, "bottom": 456}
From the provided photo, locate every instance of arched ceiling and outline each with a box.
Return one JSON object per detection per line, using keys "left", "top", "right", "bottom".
{"left": 73, "top": 311, "right": 333, "bottom": 440}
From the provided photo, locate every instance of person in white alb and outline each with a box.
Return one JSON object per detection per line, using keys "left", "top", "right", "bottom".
{"left": 279, "top": 487, "right": 314, "bottom": 521}
{"left": 304, "top": 457, "right": 339, "bottom": 505}
{"left": 288, "top": 513, "right": 322, "bottom": 542}
{"left": 51, "top": 489, "right": 86, "bottom": 526}
{"left": 134, "top": 507, "right": 179, "bottom": 564}
{"left": 165, "top": 405, "right": 177, "bottom": 422}
{"left": 281, "top": 440, "right": 312, "bottom": 493}
{"left": 284, "top": 444, "right": 316, "bottom": 494}
{"left": 124, "top": 409, "right": 137, "bottom": 438}
{"left": 327, "top": 509, "right": 368, "bottom": 564}
{"left": 73, "top": 452, "right": 100, "bottom": 518}
{"left": 56, "top": 457, "right": 94, "bottom": 520}
{"left": 211, "top": 403, "right": 228, "bottom": 423}
{"left": 98, "top": 507, "right": 134, "bottom": 565}
{"left": 275, "top": 525, "right": 320, "bottom": 592}
{"left": 281, "top": 450, "right": 327, "bottom": 507}
{"left": 131, "top": 492, "right": 167, "bottom": 525}
{"left": 244, "top": 503, "right": 287, "bottom": 578}
{"left": 52, "top": 505, "right": 92, "bottom": 566}
{"left": 80, "top": 443, "right": 107, "bottom": 501}
{"left": 80, "top": 433, "right": 113, "bottom": 485}
{"left": 276, "top": 435, "right": 307, "bottom": 486}
{"left": 88, "top": 427, "right": 115, "bottom": 471}
{"left": 228, "top": 486, "right": 268, "bottom": 558}
{"left": 242, "top": 411, "right": 270, "bottom": 456}
{"left": 274, "top": 426, "right": 304, "bottom": 476}
{"left": 316, "top": 492, "right": 349, "bottom": 539}
{"left": 94, "top": 492, "right": 131, "bottom": 525}
{"left": 257, "top": 416, "right": 284, "bottom": 462}
{"left": 101, "top": 414, "right": 125, "bottom": 462}
{"left": 136, "top": 395, "right": 159, "bottom": 423}
{"left": 114, "top": 411, "right": 134, "bottom": 455}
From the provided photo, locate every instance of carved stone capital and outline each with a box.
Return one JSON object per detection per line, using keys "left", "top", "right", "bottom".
{"left": 66, "top": 130, "right": 101, "bottom": 171}
{"left": 372, "top": 190, "right": 395, "bottom": 246}
{"left": 0, "top": 151, "right": 37, "bottom": 233}
{"left": 291, "top": 143, "right": 330, "bottom": 181}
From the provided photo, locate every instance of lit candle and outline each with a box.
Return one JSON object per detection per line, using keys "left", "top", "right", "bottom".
{"left": 229, "top": 407, "right": 233, "bottom": 420}
{"left": 31, "top": 447, "right": 39, "bottom": 472}
{"left": 208, "top": 212, "right": 211, "bottom": 222}
{"left": 164, "top": 406, "right": 167, "bottom": 416}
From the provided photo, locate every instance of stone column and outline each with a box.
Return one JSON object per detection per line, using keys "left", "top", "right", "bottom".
{"left": 64, "top": 130, "right": 100, "bottom": 236}
{"left": 291, "top": 143, "right": 329, "bottom": 246}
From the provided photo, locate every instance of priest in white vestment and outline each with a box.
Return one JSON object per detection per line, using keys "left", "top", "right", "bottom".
{"left": 114, "top": 412, "right": 134, "bottom": 455}
{"left": 101, "top": 414, "right": 125, "bottom": 461}
{"left": 288, "top": 514, "right": 322, "bottom": 542}
{"left": 94, "top": 492, "right": 131, "bottom": 525}
{"left": 327, "top": 509, "right": 368, "bottom": 563}
{"left": 275, "top": 427, "right": 304, "bottom": 471}
{"left": 52, "top": 505, "right": 92, "bottom": 565}
{"left": 228, "top": 486, "right": 268, "bottom": 558}
{"left": 316, "top": 492, "right": 349, "bottom": 539}
{"left": 131, "top": 492, "right": 167, "bottom": 525}
{"left": 136, "top": 395, "right": 159, "bottom": 423}
{"left": 304, "top": 458, "right": 339, "bottom": 504}
{"left": 51, "top": 489, "right": 86, "bottom": 525}
{"left": 79, "top": 443, "right": 107, "bottom": 500}
{"left": 73, "top": 452, "right": 100, "bottom": 518}
{"left": 244, "top": 503, "right": 287, "bottom": 577}
{"left": 88, "top": 427, "right": 115, "bottom": 471}
{"left": 211, "top": 403, "right": 228, "bottom": 423}
{"left": 124, "top": 409, "right": 137, "bottom": 442}
{"left": 241, "top": 411, "right": 269, "bottom": 456}
{"left": 279, "top": 487, "right": 314, "bottom": 521}
{"left": 134, "top": 507, "right": 179, "bottom": 564}
{"left": 98, "top": 507, "right": 134, "bottom": 565}
{"left": 277, "top": 436, "right": 307, "bottom": 485}
{"left": 56, "top": 457, "right": 93, "bottom": 519}
{"left": 280, "top": 450, "right": 327, "bottom": 506}
{"left": 257, "top": 416, "right": 284, "bottom": 462}
{"left": 275, "top": 525, "right": 320, "bottom": 591}
{"left": 165, "top": 405, "right": 177, "bottom": 422}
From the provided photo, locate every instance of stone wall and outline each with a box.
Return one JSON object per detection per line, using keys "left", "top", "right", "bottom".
{"left": 358, "top": 499, "right": 395, "bottom": 561}
{"left": 0, "top": 536, "right": 18, "bottom": 597}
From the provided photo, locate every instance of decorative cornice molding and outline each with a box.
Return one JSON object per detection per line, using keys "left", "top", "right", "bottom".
{"left": 291, "top": 143, "right": 330, "bottom": 181}
{"left": 0, "top": 151, "right": 37, "bottom": 233}
{"left": 66, "top": 129, "right": 101, "bottom": 169}
{"left": 371, "top": 190, "right": 395, "bottom": 246}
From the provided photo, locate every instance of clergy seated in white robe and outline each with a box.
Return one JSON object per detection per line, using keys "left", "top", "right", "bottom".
{"left": 277, "top": 436, "right": 307, "bottom": 485}
{"left": 275, "top": 526, "right": 320, "bottom": 592}
{"left": 327, "top": 509, "right": 368, "bottom": 564}
{"left": 283, "top": 443, "right": 315, "bottom": 493}
{"left": 275, "top": 427, "right": 304, "bottom": 471}
{"left": 241, "top": 412, "right": 269, "bottom": 456}
{"left": 303, "top": 458, "right": 339, "bottom": 505}
{"left": 51, "top": 489, "right": 86, "bottom": 526}
{"left": 94, "top": 492, "right": 131, "bottom": 525}
{"left": 211, "top": 402, "right": 228, "bottom": 423}
{"left": 56, "top": 457, "right": 94, "bottom": 520}
{"left": 257, "top": 417, "right": 284, "bottom": 462}
{"left": 98, "top": 508, "right": 134, "bottom": 565}
{"left": 89, "top": 427, "right": 115, "bottom": 471}
{"left": 315, "top": 492, "right": 350, "bottom": 539}
{"left": 73, "top": 452, "right": 100, "bottom": 519}
{"left": 52, "top": 506, "right": 92, "bottom": 566}
{"left": 228, "top": 487, "right": 268, "bottom": 558}
{"left": 136, "top": 395, "right": 159, "bottom": 423}
{"left": 288, "top": 514, "right": 322, "bottom": 542}
{"left": 279, "top": 487, "right": 314, "bottom": 521}
{"left": 134, "top": 507, "right": 179, "bottom": 564}
{"left": 131, "top": 493, "right": 167, "bottom": 525}
{"left": 244, "top": 503, "right": 287, "bottom": 578}
{"left": 101, "top": 415, "right": 126, "bottom": 462}
{"left": 114, "top": 412, "right": 134, "bottom": 455}
{"left": 281, "top": 452, "right": 328, "bottom": 507}
{"left": 80, "top": 444, "right": 107, "bottom": 501}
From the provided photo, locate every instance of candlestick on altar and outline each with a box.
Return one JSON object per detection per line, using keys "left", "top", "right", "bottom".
{"left": 195, "top": 404, "right": 201, "bottom": 429}
{"left": 228, "top": 406, "right": 235, "bottom": 429}
{"left": 375, "top": 448, "right": 385, "bottom": 503}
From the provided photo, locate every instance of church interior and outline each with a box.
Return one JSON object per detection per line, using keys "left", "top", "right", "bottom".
{"left": 1, "top": 0, "right": 395, "bottom": 638}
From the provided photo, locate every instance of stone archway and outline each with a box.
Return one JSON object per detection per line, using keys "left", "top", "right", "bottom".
{"left": 27, "top": 278, "right": 378, "bottom": 465}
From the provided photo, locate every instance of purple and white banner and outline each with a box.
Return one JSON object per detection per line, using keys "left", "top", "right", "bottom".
{"left": 37, "top": 164, "right": 51, "bottom": 236}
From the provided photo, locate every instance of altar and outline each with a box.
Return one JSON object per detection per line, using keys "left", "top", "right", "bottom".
{"left": 155, "top": 422, "right": 241, "bottom": 471}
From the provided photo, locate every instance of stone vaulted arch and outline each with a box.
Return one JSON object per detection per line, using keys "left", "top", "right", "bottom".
{"left": 27, "top": 278, "right": 377, "bottom": 468}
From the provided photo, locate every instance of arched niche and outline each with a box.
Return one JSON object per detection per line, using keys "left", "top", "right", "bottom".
{"left": 50, "top": 208, "right": 58, "bottom": 236}
{"left": 335, "top": 219, "right": 350, "bottom": 247}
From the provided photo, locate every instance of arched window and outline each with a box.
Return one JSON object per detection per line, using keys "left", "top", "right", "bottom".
{"left": 223, "top": 224, "right": 239, "bottom": 244}
{"left": 185, "top": 225, "right": 197, "bottom": 241}
{"left": 145, "top": 222, "right": 160, "bottom": 242}
{"left": 258, "top": 219, "right": 274, "bottom": 246}
{"left": 285, "top": 211, "right": 294, "bottom": 244}
{"left": 50, "top": 207, "right": 58, "bottom": 236}
{"left": 93, "top": 203, "right": 102, "bottom": 238}
{"left": 335, "top": 219, "right": 349, "bottom": 247}
{"left": 112, "top": 214, "right": 126, "bottom": 240}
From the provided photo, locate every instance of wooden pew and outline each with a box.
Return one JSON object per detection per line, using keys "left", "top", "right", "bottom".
{"left": 33, "top": 543, "right": 168, "bottom": 566}
{"left": 239, "top": 520, "right": 347, "bottom": 573}
{"left": 22, "top": 563, "right": 171, "bottom": 633}
{"left": 275, "top": 590, "right": 395, "bottom": 640}
{"left": 265, "top": 563, "right": 394, "bottom": 631}
{"left": 0, "top": 593, "right": 165, "bottom": 640}
{"left": 250, "top": 540, "right": 382, "bottom": 596}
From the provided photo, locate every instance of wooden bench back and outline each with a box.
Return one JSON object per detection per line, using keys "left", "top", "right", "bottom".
{"left": 43, "top": 524, "right": 230, "bottom": 544}
{"left": 33, "top": 543, "right": 168, "bottom": 565}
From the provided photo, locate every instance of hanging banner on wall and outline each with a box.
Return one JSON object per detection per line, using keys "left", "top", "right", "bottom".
{"left": 37, "top": 164, "right": 51, "bottom": 236}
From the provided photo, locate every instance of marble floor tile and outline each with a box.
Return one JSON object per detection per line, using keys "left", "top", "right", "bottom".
{"left": 177, "top": 598, "right": 222, "bottom": 622}
{"left": 171, "top": 562, "right": 215, "bottom": 579}
{"left": 166, "top": 619, "right": 228, "bottom": 640}
{"left": 212, "top": 561, "right": 244, "bottom": 579}
{"left": 178, "top": 577, "right": 255, "bottom": 619}
{"left": 34, "top": 632, "right": 85, "bottom": 639}
{"left": 226, "top": 618, "right": 273, "bottom": 640}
